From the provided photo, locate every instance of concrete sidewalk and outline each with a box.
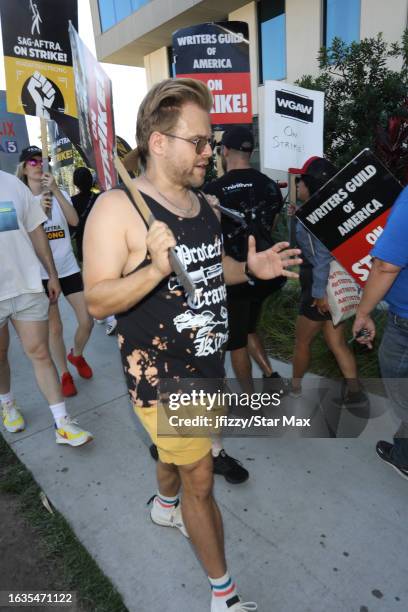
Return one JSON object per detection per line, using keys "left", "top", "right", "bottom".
{"left": 2, "top": 298, "right": 407, "bottom": 612}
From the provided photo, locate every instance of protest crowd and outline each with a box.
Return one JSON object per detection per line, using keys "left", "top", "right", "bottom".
{"left": 0, "top": 4, "right": 407, "bottom": 612}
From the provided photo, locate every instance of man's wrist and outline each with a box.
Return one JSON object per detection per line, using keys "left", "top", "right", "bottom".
{"left": 244, "top": 261, "right": 256, "bottom": 283}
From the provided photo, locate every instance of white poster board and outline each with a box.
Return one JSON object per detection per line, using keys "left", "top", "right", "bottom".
{"left": 263, "top": 81, "right": 324, "bottom": 172}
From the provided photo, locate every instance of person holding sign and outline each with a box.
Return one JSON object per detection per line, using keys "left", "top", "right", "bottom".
{"left": 289, "top": 157, "right": 366, "bottom": 403}
{"left": 353, "top": 186, "right": 408, "bottom": 480}
{"left": 0, "top": 170, "right": 92, "bottom": 447}
{"left": 83, "top": 78, "right": 301, "bottom": 612}
{"left": 16, "top": 146, "right": 94, "bottom": 398}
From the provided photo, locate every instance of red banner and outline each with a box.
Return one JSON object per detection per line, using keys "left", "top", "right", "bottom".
{"left": 69, "top": 24, "right": 116, "bottom": 191}
{"left": 176, "top": 72, "right": 252, "bottom": 125}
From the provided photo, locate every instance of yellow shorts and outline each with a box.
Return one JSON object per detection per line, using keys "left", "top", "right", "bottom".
{"left": 134, "top": 404, "right": 212, "bottom": 466}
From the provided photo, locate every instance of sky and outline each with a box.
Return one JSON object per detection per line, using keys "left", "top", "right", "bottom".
{"left": 0, "top": 0, "right": 147, "bottom": 147}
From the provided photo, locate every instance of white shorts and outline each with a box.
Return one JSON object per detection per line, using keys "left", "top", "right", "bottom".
{"left": 0, "top": 292, "right": 49, "bottom": 328}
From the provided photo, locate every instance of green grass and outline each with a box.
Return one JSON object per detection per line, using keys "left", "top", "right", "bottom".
{"left": 259, "top": 280, "right": 387, "bottom": 379}
{"left": 0, "top": 437, "right": 128, "bottom": 612}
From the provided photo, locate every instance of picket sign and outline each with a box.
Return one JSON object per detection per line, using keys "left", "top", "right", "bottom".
{"left": 326, "top": 260, "right": 361, "bottom": 325}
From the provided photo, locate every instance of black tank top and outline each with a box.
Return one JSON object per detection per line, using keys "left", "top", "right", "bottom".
{"left": 116, "top": 189, "right": 228, "bottom": 408}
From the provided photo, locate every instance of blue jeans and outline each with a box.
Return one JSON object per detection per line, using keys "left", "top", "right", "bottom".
{"left": 379, "top": 312, "right": 408, "bottom": 465}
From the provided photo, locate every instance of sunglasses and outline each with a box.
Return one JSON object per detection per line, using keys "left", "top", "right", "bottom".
{"left": 162, "top": 133, "right": 215, "bottom": 155}
{"left": 25, "top": 159, "right": 43, "bottom": 167}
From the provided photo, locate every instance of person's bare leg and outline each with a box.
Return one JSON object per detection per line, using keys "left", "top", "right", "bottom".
{"left": 12, "top": 319, "right": 62, "bottom": 405}
{"left": 323, "top": 321, "right": 360, "bottom": 391}
{"left": 247, "top": 332, "right": 273, "bottom": 376}
{"left": 230, "top": 347, "right": 254, "bottom": 394}
{"left": 292, "top": 316, "right": 323, "bottom": 390}
{"left": 47, "top": 303, "right": 69, "bottom": 375}
{"left": 65, "top": 291, "right": 93, "bottom": 356}
{"left": 156, "top": 460, "right": 180, "bottom": 496}
{"left": 0, "top": 324, "right": 11, "bottom": 394}
{"left": 179, "top": 452, "right": 226, "bottom": 578}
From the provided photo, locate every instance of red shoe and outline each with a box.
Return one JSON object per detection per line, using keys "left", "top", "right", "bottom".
{"left": 61, "top": 371, "right": 77, "bottom": 397}
{"left": 67, "top": 350, "right": 93, "bottom": 379}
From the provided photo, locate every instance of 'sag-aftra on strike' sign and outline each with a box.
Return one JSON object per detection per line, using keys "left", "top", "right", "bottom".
{"left": 263, "top": 81, "right": 324, "bottom": 172}
{"left": 296, "top": 149, "right": 402, "bottom": 286}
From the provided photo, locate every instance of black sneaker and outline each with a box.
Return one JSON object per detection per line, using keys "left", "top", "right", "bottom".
{"left": 149, "top": 444, "right": 159, "bottom": 461}
{"left": 376, "top": 440, "right": 408, "bottom": 481}
{"left": 213, "top": 450, "right": 249, "bottom": 484}
{"left": 343, "top": 389, "right": 368, "bottom": 405}
{"left": 262, "top": 371, "right": 289, "bottom": 395}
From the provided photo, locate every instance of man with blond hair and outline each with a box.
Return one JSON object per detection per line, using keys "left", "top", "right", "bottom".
{"left": 84, "top": 78, "right": 301, "bottom": 611}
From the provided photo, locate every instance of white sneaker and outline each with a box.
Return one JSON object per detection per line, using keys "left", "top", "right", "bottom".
{"left": 94, "top": 318, "right": 105, "bottom": 324}
{"left": 2, "top": 401, "right": 25, "bottom": 433}
{"left": 149, "top": 495, "right": 189, "bottom": 538}
{"left": 105, "top": 317, "right": 117, "bottom": 336}
{"left": 211, "top": 595, "right": 258, "bottom": 611}
{"left": 55, "top": 415, "right": 93, "bottom": 447}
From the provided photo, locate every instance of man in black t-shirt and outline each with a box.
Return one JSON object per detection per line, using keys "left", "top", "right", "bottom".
{"left": 204, "top": 126, "right": 286, "bottom": 393}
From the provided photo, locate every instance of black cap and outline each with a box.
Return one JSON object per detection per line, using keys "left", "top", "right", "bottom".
{"left": 289, "top": 156, "right": 337, "bottom": 184}
{"left": 19, "top": 146, "right": 43, "bottom": 163}
{"left": 221, "top": 126, "right": 254, "bottom": 152}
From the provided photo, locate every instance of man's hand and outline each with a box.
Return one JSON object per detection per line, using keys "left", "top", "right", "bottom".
{"left": 246, "top": 235, "right": 302, "bottom": 280}
{"left": 47, "top": 275, "right": 61, "bottom": 303}
{"left": 312, "top": 296, "right": 330, "bottom": 315}
{"left": 352, "top": 312, "right": 376, "bottom": 349}
{"left": 146, "top": 221, "right": 177, "bottom": 278}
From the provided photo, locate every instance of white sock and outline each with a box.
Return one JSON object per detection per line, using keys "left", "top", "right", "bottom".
{"left": 49, "top": 402, "right": 68, "bottom": 427}
{"left": 211, "top": 436, "right": 223, "bottom": 458}
{"left": 105, "top": 315, "right": 116, "bottom": 324}
{"left": 0, "top": 391, "right": 14, "bottom": 406}
{"left": 155, "top": 491, "right": 179, "bottom": 510}
{"left": 209, "top": 571, "right": 238, "bottom": 605}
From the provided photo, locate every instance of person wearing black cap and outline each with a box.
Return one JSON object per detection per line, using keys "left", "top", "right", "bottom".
{"left": 16, "top": 147, "right": 94, "bottom": 399}
{"left": 0, "top": 168, "right": 92, "bottom": 446}
{"left": 204, "top": 126, "right": 286, "bottom": 392}
{"left": 288, "top": 157, "right": 365, "bottom": 402}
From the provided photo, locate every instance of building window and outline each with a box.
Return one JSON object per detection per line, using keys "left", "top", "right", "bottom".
{"left": 258, "top": 0, "right": 286, "bottom": 83}
{"left": 323, "top": 0, "right": 361, "bottom": 47}
{"left": 98, "top": 0, "right": 150, "bottom": 32}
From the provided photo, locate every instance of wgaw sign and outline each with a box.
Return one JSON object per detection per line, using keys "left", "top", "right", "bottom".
{"left": 264, "top": 80, "right": 324, "bottom": 172}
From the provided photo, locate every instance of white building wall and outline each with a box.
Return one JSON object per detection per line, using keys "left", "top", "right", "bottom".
{"left": 228, "top": 1, "right": 259, "bottom": 115}
{"left": 144, "top": 46, "right": 170, "bottom": 88}
{"left": 286, "top": 0, "right": 322, "bottom": 83}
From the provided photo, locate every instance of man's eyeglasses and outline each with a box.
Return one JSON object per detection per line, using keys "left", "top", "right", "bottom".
{"left": 162, "top": 133, "right": 215, "bottom": 155}
{"left": 26, "top": 159, "right": 43, "bottom": 167}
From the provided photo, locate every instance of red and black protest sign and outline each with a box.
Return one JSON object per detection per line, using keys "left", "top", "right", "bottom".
{"left": 69, "top": 23, "right": 116, "bottom": 191}
{"left": 173, "top": 22, "right": 252, "bottom": 128}
{"left": 296, "top": 149, "right": 402, "bottom": 286}
{"left": 0, "top": 0, "right": 77, "bottom": 119}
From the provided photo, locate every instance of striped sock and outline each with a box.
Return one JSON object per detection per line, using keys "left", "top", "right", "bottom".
{"left": 209, "top": 572, "right": 238, "bottom": 606}
{"left": 155, "top": 491, "right": 178, "bottom": 509}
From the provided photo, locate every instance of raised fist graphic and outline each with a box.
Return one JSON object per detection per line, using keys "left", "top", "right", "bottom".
{"left": 27, "top": 71, "right": 56, "bottom": 118}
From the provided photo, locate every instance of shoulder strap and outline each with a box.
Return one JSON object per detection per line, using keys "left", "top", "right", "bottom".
{"left": 116, "top": 184, "right": 150, "bottom": 230}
